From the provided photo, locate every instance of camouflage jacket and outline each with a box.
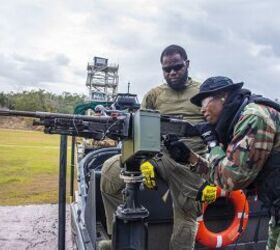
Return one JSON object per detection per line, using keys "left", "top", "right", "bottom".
{"left": 193, "top": 102, "right": 280, "bottom": 191}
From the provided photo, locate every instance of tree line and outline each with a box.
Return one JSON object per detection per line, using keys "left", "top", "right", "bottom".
{"left": 0, "top": 89, "right": 87, "bottom": 114}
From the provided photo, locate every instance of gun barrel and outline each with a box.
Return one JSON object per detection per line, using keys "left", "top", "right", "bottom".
{"left": 0, "top": 109, "right": 117, "bottom": 122}
{"left": 0, "top": 109, "right": 40, "bottom": 118}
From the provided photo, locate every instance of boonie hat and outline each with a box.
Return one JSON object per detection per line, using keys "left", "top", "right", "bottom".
{"left": 190, "top": 76, "right": 244, "bottom": 106}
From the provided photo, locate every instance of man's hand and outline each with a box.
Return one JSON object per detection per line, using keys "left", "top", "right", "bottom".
{"left": 140, "top": 161, "right": 157, "bottom": 189}
{"left": 167, "top": 140, "right": 191, "bottom": 164}
{"left": 196, "top": 122, "right": 218, "bottom": 149}
{"left": 163, "top": 134, "right": 180, "bottom": 150}
{"left": 196, "top": 182, "right": 218, "bottom": 203}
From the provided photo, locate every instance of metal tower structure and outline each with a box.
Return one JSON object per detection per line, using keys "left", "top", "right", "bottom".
{"left": 86, "top": 57, "right": 119, "bottom": 102}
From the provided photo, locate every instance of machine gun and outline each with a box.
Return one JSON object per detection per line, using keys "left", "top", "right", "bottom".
{"left": 0, "top": 109, "right": 130, "bottom": 140}
{"left": 0, "top": 109, "right": 200, "bottom": 141}
{"left": 0, "top": 108, "right": 201, "bottom": 250}
{"left": 0, "top": 109, "right": 200, "bottom": 166}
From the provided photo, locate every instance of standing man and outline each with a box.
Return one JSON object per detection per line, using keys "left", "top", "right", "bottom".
{"left": 100, "top": 44, "right": 208, "bottom": 250}
{"left": 168, "top": 76, "right": 280, "bottom": 250}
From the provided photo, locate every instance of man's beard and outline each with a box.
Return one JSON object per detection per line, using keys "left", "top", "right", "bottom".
{"left": 167, "top": 70, "right": 189, "bottom": 91}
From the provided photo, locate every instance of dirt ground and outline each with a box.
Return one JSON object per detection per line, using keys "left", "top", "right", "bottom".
{"left": 0, "top": 204, "right": 74, "bottom": 250}
{"left": 0, "top": 117, "right": 42, "bottom": 131}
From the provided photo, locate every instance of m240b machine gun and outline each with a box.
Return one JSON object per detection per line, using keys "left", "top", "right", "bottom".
{"left": 0, "top": 109, "right": 199, "bottom": 144}
{"left": 0, "top": 108, "right": 201, "bottom": 250}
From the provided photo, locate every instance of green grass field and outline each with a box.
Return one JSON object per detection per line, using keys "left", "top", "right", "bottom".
{"left": 0, "top": 128, "right": 72, "bottom": 205}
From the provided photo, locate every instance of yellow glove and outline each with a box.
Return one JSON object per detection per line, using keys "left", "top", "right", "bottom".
{"left": 140, "top": 161, "right": 157, "bottom": 189}
{"left": 197, "top": 182, "right": 218, "bottom": 203}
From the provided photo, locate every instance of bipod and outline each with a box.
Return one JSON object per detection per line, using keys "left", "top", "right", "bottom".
{"left": 112, "top": 161, "right": 149, "bottom": 250}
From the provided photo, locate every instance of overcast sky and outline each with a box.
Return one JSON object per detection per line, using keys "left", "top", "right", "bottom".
{"left": 1, "top": 0, "right": 280, "bottom": 101}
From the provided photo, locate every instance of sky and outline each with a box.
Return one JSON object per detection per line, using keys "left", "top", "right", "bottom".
{"left": 1, "top": 0, "right": 280, "bottom": 101}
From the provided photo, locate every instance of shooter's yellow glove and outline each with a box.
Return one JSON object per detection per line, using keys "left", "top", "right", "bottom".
{"left": 196, "top": 182, "right": 218, "bottom": 203}
{"left": 140, "top": 161, "right": 157, "bottom": 189}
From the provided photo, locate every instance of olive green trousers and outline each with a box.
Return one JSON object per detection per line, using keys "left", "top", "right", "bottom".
{"left": 100, "top": 153, "right": 204, "bottom": 250}
{"left": 267, "top": 216, "right": 280, "bottom": 250}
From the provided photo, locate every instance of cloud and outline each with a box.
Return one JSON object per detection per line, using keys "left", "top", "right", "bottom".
{"left": 0, "top": 0, "right": 279, "bottom": 100}
{"left": 0, "top": 53, "right": 70, "bottom": 84}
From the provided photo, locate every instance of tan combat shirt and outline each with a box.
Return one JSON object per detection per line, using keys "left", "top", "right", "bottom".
{"left": 141, "top": 78, "right": 206, "bottom": 155}
{"left": 141, "top": 79, "right": 204, "bottom": 124}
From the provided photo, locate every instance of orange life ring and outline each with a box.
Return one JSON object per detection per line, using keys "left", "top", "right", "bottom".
{"left": 196, "top": 188, "right": 249, "bottom": 248}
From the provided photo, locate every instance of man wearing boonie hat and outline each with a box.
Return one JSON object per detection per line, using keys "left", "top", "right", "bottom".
{"left": 168, "top": 76, "right": 280, "bottom": 250}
